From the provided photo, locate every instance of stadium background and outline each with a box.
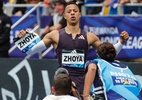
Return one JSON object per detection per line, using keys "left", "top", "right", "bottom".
{"left": 1, "top": 2, "right": 142, "bottom": 100}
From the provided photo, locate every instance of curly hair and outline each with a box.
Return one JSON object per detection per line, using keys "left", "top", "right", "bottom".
{"left": 97, "top": 42, "right": 116, "bottom": 62}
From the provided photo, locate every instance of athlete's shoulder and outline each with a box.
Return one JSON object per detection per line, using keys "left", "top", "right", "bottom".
{"left": 86, "top": 32, "right": 100, "bottom": 46}
{"left": 86, "top": 32, "right": 97, "bottom": 37}
{"left": 59, "top": 28, "right": 66, "bottom": 33}
{"left": 47, "top": 30, "right": 59, "bottom": 37}
{"left": 85, "top": 60, "right": 97, "bottom": 68}
{"left": 50, "top": 30, "right": 59, "bottom": 34}
{"left": 44, "top": 30, "right": 59, "bottom": 42}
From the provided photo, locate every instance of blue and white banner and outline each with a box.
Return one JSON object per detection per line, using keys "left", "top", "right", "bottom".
{"left": 80, "top": 16, "right": 142, "bottom": 60}
{"left": 10, "top": 16, "right": 142, "bottom": 60}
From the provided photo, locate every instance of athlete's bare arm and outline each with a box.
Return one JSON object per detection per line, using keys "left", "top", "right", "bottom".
{"left": 42, "top": 30, "right": 59, "bottom": 49}
{"left": 87, "top": 31, "right": 129, "bottom": 50}
{"left": 83, "top": 63, "right": 97, "bottom": 100}
{"left": 87, "top": 32, "right": 102, "bottom": 50}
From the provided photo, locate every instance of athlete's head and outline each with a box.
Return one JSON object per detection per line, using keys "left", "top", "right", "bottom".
{"left": 97, "top": 42, "right": 116, "bottom": 62}
{"left": 64, "top": 2, "right": 81, "bottom": 25}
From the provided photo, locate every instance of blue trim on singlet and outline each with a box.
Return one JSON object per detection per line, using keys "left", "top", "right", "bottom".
{"left": 63, "top": 64, "right": 84, "bottom": 68}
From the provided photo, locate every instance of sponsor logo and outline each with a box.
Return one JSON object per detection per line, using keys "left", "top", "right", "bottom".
{"left": 78, "top": 35, "right": 85, "bottom": 40}
{"left": 1, "top": 59, "right": 51, "bottom": 100}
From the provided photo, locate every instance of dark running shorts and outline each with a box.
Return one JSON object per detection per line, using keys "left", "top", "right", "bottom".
{"left": 69, "top": 74, "right": 85, "bottom": 95}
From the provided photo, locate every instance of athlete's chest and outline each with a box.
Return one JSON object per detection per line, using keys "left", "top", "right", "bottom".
{"left": 59, "top": 33, "right": 87, "bottom": 49}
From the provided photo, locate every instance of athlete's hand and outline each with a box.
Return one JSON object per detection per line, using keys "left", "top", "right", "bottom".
{"left": 71, "top": 81, "right": 78, "bottom": 96}
{"left": 120, "top": 31, "right": 129, "bottom": 44}
{"left": 17, "top": 30, "right": 28, "bottom": 38}
{"left": 13, "top": 30, "right": 28, "bottom": 42}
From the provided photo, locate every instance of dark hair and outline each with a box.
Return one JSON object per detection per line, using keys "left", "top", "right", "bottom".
{"left": 64, "top": 1, "right": 80, "bottom": 12}
{"left": 97, "top": 42, "right": 116, "bottom": 62}
{"left": 53, "top": 74, "right": 72, "bottom": 95}
{"left": 55, "top": 68, "right": 69, "bottom": 76}
{"left": 53, "top": 0, "right": 66, "bottom": 5}
{"left": 0, "top": 0, "right": 3, "bottom": 9}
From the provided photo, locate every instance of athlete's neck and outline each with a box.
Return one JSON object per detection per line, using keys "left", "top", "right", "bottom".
{"left": 65, "top": 26, "right": 80, "bottom": 35}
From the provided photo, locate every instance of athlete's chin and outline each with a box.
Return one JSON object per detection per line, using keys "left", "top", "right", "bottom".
{"left": 70, "top": 22, "right": 77, "bottom": 26}
{"left": 69, "top": 21, "right": 77, "bottom": 25}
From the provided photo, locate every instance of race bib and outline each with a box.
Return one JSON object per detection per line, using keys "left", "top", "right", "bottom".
{"left": 62, "top": 49, "right": 84, "bottom": 65}
{"left": 15, "top": 31, "right": 41, "bottom": 53}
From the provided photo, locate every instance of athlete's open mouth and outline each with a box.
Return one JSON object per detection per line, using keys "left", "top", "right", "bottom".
{"left": 71, "top": 16, "right": 75, "bottom": 20}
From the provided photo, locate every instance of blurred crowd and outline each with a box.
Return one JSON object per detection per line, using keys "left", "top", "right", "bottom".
{"left": 2, "top": 0, "right": 142, "bottom": 16}
{"left": 84, "top": 0, "right": 142, "bottom": 15}
{"left": 1, "top": 0, "right": 142, "bottom": 62}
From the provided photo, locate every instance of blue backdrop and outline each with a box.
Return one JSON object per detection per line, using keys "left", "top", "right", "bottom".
{"left": 10, "top": 16, "right": 142, "bottom": 60}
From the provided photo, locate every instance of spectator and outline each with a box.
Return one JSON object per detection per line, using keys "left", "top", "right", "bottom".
{"left": 83, "top": 42, "right": 142, "bottom": 100}
{"left": 42, "top": 0, "right": 52, "bottom": 15}
{"left": 12, "top": 0, "right": 44, "bottom": 16}
{"left": 84, "top": 0, "right": 104, "bottom": 15}
{"left": 12, "top": 0, "right": 27, "bottom": 16}
{"left": 43, "top": 72, "right": 79, "bottom": 100}
{"left": 40, "top": 0, "right": 67, "bottom": 38}
{"left": 119, "top": 0, "right": 142, "bottom": 15}
{"left": 74, "top": 0, "right": 84, "bottom": 12}
{"left": 0, "top": 0, "right": 12, "bottom": 57}
{"left": 25, "top": 0, "right": 44, "bottom": 15}
{"left": 102, "top": 0, "right": 118, "bottom": 15}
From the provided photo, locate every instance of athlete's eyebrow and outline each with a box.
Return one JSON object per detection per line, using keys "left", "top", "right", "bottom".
{"left": 66, "top": 8, "right": 78, "bottom": 13}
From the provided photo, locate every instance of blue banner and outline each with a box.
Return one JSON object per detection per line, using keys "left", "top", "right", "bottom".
{"left": 10, "top": 16, "right": 142, "bottom": 60}
{"left": 80, "top": 16, "right": 142, "bottom": 60}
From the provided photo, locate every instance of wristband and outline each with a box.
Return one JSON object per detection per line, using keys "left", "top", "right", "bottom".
{"left": 114, "top": 41, "right": 123, "bottom": 54}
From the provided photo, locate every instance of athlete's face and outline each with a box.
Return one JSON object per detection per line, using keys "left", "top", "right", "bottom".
{"left": 64, "top": 4, "right": 81, "bottom": 25}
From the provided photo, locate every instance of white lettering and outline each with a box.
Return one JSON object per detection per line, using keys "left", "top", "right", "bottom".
{"left": 100, "top": 36, "right": 120, "bottom": 44}
{"left": 62, "top": 54, "right": 84, "bottom": 64}
{"left": 110, "top": 71, "right": 136, "bottom": 80}
{"left": 123, "top": 36, "right": 142, "bottom": 49}
{"left": 83, "top": 25, "right": 119, "bottom": 35}
{"left": 99, "top": 36, "right": 142, "bottom": 49}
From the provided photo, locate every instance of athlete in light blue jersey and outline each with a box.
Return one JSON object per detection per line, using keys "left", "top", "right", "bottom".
{"left": 83, "top": 42, "right": 142, "bottom": 100}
